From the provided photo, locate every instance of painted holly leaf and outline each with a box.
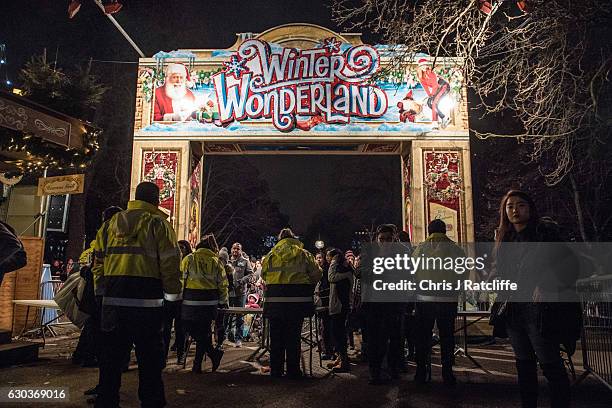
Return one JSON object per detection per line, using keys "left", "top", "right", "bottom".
{"left": 223, "top": 55, "right": 249, "bottom": 78}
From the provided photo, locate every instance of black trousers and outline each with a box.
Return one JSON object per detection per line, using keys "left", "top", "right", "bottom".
{"left": 317, "top": 311, "right": 333, "bottom": 355}
{"left": 403, "top": 303, "right": 416, "bottom": 358}
{"left": 214, "top": 314, "right": 226, "bottom": 345}
{"left": 268, "top": 314, "right": 304, "bottom": 376}
{"left": 74, "top": 294, "right": 103, "bottom": 364}
{"left": 330, "top": 311, "right": 348, "bottom": 355}
{"left": 74, "top": 316, "right": 98, "bottom": 363}
{"left": 96, "top": 307, "right": 165, "bottom": 408}
{"left": 365, "top": 305, "right": 403, "bottom": 372}
{"left": 183, "top": 318, "right": 214, "bottom": 365}
{"left": 415, "top": 302, "right": 457, "bottom": 369}
{"left": 162, "top": 300, "right": 184, "bottom": 362}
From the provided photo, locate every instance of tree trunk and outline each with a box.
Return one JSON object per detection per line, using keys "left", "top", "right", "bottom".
{"left": 569, "top": 174, "right": 588, "bottom": 242}
{"left": 66, "top": 188, "right": 86, "bottom": 260}
{"left": 66, "top": 168, "right": 96, "bottom": 261}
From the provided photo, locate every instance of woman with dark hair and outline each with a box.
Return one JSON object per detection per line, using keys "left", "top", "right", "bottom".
{"left": 326, "top": 247, "right": 354, "bottom": 373}
{"left": 180, "top": 234, "right": 228, "bottom": 373}
{"left": 163, "top": 240, "right": 191, "bottom": 366}
{"left": 65, "top": 257, "right": 76, "bottom": 277}
{"left": 492, "top": 190, "right": 572, "bottom": 408}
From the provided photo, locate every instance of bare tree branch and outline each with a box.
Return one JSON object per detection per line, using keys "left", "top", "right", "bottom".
{"left": 333, "top": 0, "right": 611, "bottom": 185}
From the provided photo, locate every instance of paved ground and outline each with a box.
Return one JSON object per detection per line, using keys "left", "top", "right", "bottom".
{"left": 0, "top": 327, "right": 609, "bottom": 407}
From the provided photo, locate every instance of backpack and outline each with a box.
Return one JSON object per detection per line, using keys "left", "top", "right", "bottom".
{"left": 54, "top": 272, "right": 89, "bottom": 328}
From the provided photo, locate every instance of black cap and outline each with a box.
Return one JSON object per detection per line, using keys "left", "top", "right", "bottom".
{"left": 398, "top": 230, "right": 411, "bottom": 243}
{"left": 278, "top": 227, "right": 296, "bottom": 240}
{"left": 428, "top": 219, "right": 446, "bottom": 234}
{"left": 135, "top": 182, "right": 160, "bottom": 206}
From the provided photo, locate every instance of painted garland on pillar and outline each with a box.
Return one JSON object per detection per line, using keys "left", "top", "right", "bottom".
{"left": 402, "top": 156, "right": 412, "bottom": 237}
{"left": 142, "top": 151, "right": 178, "bottom": 223}
{"left": 144, "top": 163, "right": 176, "bottom": 202}
{"left": 424, "top": 152, "right": 462, "bottom": 203}
{"left": 424, "top": 151, "right": 463, "bottom": 241}
{"left": 187, "top": 157, "right": 202, "bottom": 247}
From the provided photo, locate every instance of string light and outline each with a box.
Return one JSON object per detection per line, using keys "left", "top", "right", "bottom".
{"left": 0, "top": 127, "right": 102, "bottom": 175}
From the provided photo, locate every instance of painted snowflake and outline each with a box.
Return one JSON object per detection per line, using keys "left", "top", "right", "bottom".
{"left": 223, "top": 55, "right": 249, "bottom": 78}
{"left": 322, "top": 37, "right": 342, "bottom": 54}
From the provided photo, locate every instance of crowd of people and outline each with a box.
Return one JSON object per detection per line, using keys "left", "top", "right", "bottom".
{"left": 310, "top": 221, "right": 464, "bottom": 384}
{"left": 66, "top": 182, "right": 276, "bottom": 406}
{"left": 0, "top": 181, "right": 581, "bottom": 408}
{"left": 49, "top": 257, "right": 77, "bottom": 281}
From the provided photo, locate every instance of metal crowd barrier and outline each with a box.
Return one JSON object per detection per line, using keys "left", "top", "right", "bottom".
{"left": 575, "top": 275, "right": 612, "bottom": 391}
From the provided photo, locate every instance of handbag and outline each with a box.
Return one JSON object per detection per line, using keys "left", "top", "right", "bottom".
{"left": 488, "top": 243, "right": 525, "bottom": 337}
{"left": 489, "top": 299, "right": 508, "bottom": 325}
{"left": 489, "top": 298, "right": 510, "bottom": 338}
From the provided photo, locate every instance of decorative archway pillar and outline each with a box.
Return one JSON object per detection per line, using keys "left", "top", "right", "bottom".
{"left": 410, "top": 140, "right": 474, "bottom": 243}
{"left": 130, "top": 139, "right": 195, "bottom": 242}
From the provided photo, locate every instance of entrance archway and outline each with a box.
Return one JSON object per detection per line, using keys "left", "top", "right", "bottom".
{"left": 199, "top": 153, "right": 404, "bottom": 254}
{"left": 130, "top": 24, "right": 474, "bottom": 246}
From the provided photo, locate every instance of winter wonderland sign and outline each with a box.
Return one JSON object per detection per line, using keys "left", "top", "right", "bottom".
{"left": 130, "top": 25, "right": 475, "bottom": 247}
{"left": 212, "top": 38, "right": 387, "bottom": 131}
{"left": 136, "top": 36, "right": 466, "bottom": 134}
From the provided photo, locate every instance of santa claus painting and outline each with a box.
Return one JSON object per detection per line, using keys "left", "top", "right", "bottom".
{"left": 153, "top": 63, "right": 197, "bottom": 121}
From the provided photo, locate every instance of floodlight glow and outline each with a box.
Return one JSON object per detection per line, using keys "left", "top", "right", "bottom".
{"left": 438, "top": 95, "right": 455, "bottom": 115}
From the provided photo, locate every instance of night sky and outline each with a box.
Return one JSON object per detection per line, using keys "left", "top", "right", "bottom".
{"left": 2, "top": 0, "right": 353, "bottom": 75}
{"left": 1, "top": 0, "right": 400, "bottom": 238}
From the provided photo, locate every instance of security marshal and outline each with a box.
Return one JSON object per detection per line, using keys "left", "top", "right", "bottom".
{"left": 261, "top": 228, "right": 322, "bottom": 379}
{"left": 92, "top": 181, "right": 181, "bottom": 407}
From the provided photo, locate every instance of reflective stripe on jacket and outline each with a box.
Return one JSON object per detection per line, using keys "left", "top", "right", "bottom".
{"left": 94, "top": 200, "right": 181, "bottom": 306}
{"left": 261, "top": 238, "right": 322, "bottom": 304}
{"left": 413, "top": 233, "right": 465, "bottom": 299}
{"left": 79, "top": 242, "right": 94, "bottom": 266}
{"left": 181, "top": 247, "right": 229, "bottom": 306}
{"left": 92, "top": 220, "right": 111, "bottom": 296}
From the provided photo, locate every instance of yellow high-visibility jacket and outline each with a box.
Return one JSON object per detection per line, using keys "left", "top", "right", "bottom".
{"left": 92, "top": 219, "right": 111, "bottom": 296}
{"left": 261, "top": 238, "right": 322, "bottom": 305}
{"left": 93, "top": 200, "right": 181, "bottom": 307}
{"left": 181, "top": 247, "right": 229, "bottom": 307}
{"left": 413, "top": 232, "right": 466, "bottom": 301}
{"left": 79, "top": 241, "right": 95, "bottom": 266}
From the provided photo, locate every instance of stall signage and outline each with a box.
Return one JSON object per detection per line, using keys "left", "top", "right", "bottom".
{"left": 37, "top": 174, "right": 85, "bottom": 196}
{"left": 213, "top": 38, "right": 388, "bottom": 131}
{"left": 0, "top": 94, "right": 72, "bottom": 147}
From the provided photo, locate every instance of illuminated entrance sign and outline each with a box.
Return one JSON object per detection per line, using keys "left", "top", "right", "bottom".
{"left": 138, "top": 32, "right": 466, "bottom": 134}
{"left": 212, "top": 38, "right": 387, "bottom": 131}
{"left": 131, "top": 24, "right": 475, "bottom": 249}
